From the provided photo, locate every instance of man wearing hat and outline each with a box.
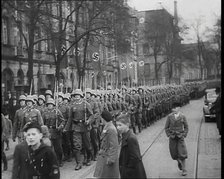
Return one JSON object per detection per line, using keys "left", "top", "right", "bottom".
{"left": 8, "top": 96, "right": 20, "bottom": 125}
{"left": 42, "top": 98, "right": 65, "bottom": 167}
{"left": 64, "top": 89, "right": 94, "bottom": 170}
{"left": 12, "top": 121, "right": 60, "bottom": 179}
{"left": 12, "top": 95, "right": 27, "bottom": 143}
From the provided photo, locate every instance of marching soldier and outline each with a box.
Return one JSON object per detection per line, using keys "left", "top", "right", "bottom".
{"left": 64, "top": 89, "right": 94, "bottom": 170}
{"left": 42, "top": 98, "right": 65, "bottom": 167}
{"left": 21, "top": 95, "right": 43, "bottom": 133}
{"left": 12, "top": 95, "right": 27, "bottom": 143}
{"left": 45, "top": 90, "right": 53, "bottom": 101}
{"left": 138, "top": 86, "right": 149, "bottom": 128}
{"left": 58, "top": 92, "right": 72, "bottom": 162}
{"left": 131, "top": 88, "right": 143, "bottom": 133}
{"left": 122, "top": 85, "right": 137, "bottom": 134}
{"left": 85, "top": 89, "right": 101, "bottom": 162}
{"left": 37, "top": 95, "right": 46, "bottom": 115}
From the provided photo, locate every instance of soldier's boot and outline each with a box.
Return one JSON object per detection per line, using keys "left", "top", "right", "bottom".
{"left": 138, "top": 125, "right": 141, "bottom": 133}
{"left": 74, "top": 151, "right": 82, "bottom": 170}
{"left": 67, "top": 152, "right": 73, "bottom": 162}
{"left": 86, "top": 150, "right": 92, "bottom": 166}
{"left": 63, "top": 154, "right": 69, "bottom": 162}
{"left": 3, "top": 154, "right": 8, "bottom": 171}
{"left": 132, "top": 126, "right": 136, "bottom": 134}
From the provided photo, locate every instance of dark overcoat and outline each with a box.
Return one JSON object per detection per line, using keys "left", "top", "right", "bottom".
{"left": 11, "top": 140, "right": 29, "bottom": 179}
{"left": 119, "top": 130, "right": 147, "bottom": 179}
{"left": 94, "top": 121, "right": 119, "bottom": 178}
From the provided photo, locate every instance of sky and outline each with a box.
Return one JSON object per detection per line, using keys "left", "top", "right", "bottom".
{"left": 127, "top": 0, "right": 221, "bottom": 43}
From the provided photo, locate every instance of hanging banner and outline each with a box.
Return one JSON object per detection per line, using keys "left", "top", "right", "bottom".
{"left": 120, "top": 63, "right": 127, "bottom": 70}
{"left": 139, "top": 60, "right": 144, "bottom": 66}
{"left": 92, "top": 52, "right": 99, "bottom": 62}
{"left": 73, "top": 47, "right": 80, "bottom": 56}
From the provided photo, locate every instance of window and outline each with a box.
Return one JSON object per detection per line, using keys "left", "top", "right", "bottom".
{"left": 2, "top": 18, "right": 9, "bottom": 44}
{"left": 24, "top": 24, "right": 29, "bottom": 46}
{"left": 47, "top": 39, "right": 52, "bottom": 52}
{"left": 34, "top": 27, "right": 41, "bottom": 51}
{"left": 143, "top": 43, "right": 149, "bottom": 54}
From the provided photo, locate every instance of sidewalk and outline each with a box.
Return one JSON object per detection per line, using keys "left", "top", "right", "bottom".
{"left": 197, "top": 119, "right": 221, "bottom": 178}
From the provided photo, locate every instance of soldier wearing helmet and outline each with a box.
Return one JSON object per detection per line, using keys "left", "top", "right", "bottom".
{"left": 37, "top": 95, "right": 46, "bottom": 115}
{"left": 45, "top": 90, "right": 53, "bottom": 101}
{"left": 57, "top": 92, "right": 72, "bottom": 162}
{"left": 22, "top": 95, "right": 43, "bottom": 131}
{"left": 42, "top": 98, "right": 65, "bottom": 167}
{"left": 64, "top": 89, "right": 94, "bottom": 170}
{"left": 85, "top": 88, "right": 101, "bottom": 163}
{"left": 32, "top": 94, "right": 38, "bottom": 109}
{"left": 131, "top": 88, "right": 143, "bottom": 133}
{"left": 12, "top": 95, "right": 27, "bottom": 143}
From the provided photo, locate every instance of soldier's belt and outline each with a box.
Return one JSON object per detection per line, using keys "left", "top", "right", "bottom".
{"left": 48, "top": 126, "right": 56, "bottom": 129}
{"left": 73, "top": 120, "right": 84, "bottom": 124}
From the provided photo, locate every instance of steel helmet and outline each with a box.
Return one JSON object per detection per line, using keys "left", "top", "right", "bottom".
{"left": 58, "top": 92, "right": 64, "bottom": 98}
{"left": 85, "top": 88, "right": 92, "bottom": 94}
{"left": 19, "top": 95, "right": 26, "bottom": 101}
{"left": 45, "top": 90, "right": 53, "bottom": 96}
{"left": 32, "top": 94, "right": 38, "bottom": 102}
{"left": 46, "top": 98, "right": 55, "bottom": 106}
{"left": 26, "top": 95, "right": 35, "bottom": 104}
{"left": 71, "top": 89, "right": 83, "bottom": 97}
{"left": 38, "top": 95, "right": 46, "bottom": 102}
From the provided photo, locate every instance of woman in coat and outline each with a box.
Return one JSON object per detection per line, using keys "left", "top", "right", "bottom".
{"left": 165, "top": 102, "right": 188, "bottom": 176}
{"left": 116, "top": 113, "right": 147, "bottom": 179}
{"left": 94, "top": 110, "right": 119, "bottom": 178}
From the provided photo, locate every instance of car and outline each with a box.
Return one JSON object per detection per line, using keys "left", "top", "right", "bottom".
{"left": 203, "top": 88, "right": 218, "bottom": 122}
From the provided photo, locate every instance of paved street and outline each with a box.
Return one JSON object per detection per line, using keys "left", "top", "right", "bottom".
{"left": 2, "top": 98, "right": 221, "bottom": 179}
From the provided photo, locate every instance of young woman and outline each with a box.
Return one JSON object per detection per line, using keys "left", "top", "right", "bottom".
{"left": 12, "top": 121, "right": 60, "bottom": 179}
{"left": 94, "top": 110, "right": 119, "bottom": 178}
{"left": 165, "top": 102, "right": 189, "bottom": 176}
{"left": 116, "top": 113, "right": 147, "bottom": 179}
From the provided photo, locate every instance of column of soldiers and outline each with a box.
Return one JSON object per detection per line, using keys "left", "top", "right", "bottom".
{"left": 11, "top": 81, "right": 205, "bottom": 171}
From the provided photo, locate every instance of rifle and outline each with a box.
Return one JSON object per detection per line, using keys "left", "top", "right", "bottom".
{"left": 29, "top": 78, "right": 33, "bottom": 95}
{"left": 55, "top": 79, "right": 59, "bottom": 129}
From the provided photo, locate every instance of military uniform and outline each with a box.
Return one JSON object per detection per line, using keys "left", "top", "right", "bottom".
{"left": 42, "top": 100, "right": 65, "bottom": 166}
{"left": 58, "top": 100, "right": 72, "bottom": 162}
{"left": 64, "top": 89, "right": 94, "bottom": 170}
{"left": 86, "top": 90, "right": 101, "bottom": 162}
{"left": 132, "top": 89, "right": 143, "bottom": 133}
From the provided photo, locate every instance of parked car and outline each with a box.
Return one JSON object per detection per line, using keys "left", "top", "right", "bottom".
{"left": 203, "top": 88, "right": 218, "bottom": 122}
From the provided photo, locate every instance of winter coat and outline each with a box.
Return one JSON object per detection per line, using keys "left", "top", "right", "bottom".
{"left": 11, "top": 141, "right": 30, "bottom": 179}
{"left": 26, "top": 143, "right": 60, "bottom": 179}
{"left": 165, "top": 112, "right": 188, "bottom": 139}
{"left": 94, "top": 121, "right": 119, "bottom": 178}
{"left": 119, "top": 130, "right": 147, "bottom": 179}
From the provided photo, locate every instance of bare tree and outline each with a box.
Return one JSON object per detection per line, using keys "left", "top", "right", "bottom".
{"left": 6, "top": 0, "right": 48, "bottom": 93}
